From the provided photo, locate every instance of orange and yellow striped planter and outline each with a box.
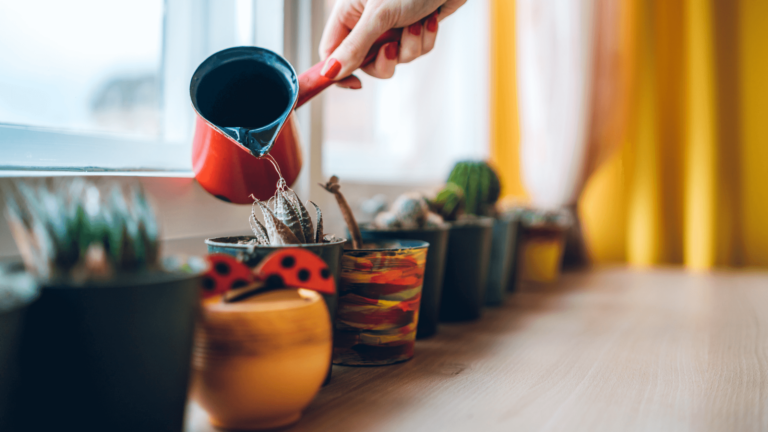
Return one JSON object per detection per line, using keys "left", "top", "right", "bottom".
{"left": 333, "top": 240, "right": 429, "bottom": 366}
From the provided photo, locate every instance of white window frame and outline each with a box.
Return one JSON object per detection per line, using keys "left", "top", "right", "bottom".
{"left": 0, "top": 0, "right": 321, "bottom": 178}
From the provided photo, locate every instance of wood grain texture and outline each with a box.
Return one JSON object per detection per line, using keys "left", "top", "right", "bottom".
{"left": 186, "top": 268, "right": 768, "bottom": 432}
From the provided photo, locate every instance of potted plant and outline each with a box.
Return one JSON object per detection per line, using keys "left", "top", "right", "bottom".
{"left": 359, "top": 191, "right": 449, "bottom": 339}
{"left": 4, "top": 179, "right": 203, "bottom": 432}
{"left": 432, "top": 161, "right": 504, "bottom": 321}
{"left": 0, "top": 265, "right": 37, "bottom": 430}
{"left": 321, "top": 177, "right": 429, "bottom": 366}
{"left": 193, "top": 249, "right": 334, "bottom": 430}
{"left": 517, "top": 208, "right": 572, "bottom": 283}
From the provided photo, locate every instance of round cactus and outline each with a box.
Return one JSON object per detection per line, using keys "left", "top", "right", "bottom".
{"left": 423, "top": 211, "right": 445, "bottom": 228}
{"left": 446, "top": 160, "right": 501, "bottom": 217}
{"left": 374, "top": 211, "right": 400, "bottom": 229}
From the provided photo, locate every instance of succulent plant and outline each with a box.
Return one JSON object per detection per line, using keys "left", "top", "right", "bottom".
{"left": 373, "top": 191, "right": 445, "bottom": 230}
{"left": 446, "top": 160, "right": 501, "bottom": 217}
{"left": 247, "top": 178, "right": 323, "bottom": 246}
{"left": 429, "top": 182, "right": 465, "bottom": 221}
{"left": 3, "top": 178, "right": 160, "bottom": 281}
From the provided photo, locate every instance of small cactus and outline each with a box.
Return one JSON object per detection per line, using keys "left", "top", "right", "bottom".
{"left": 446, "top": 160, "right": 501, "bottom": 217}
{"left": 429, "top": 182, "right": 465, "bottom": 221}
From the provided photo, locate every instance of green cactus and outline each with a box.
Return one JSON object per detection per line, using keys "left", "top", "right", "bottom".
{"left": 446, "top": 160, "right": 501, "bottom": 217}
{"left": 4, "top": 179, "right": 160, "bottom": 280}
{"left": 429, "top": 182, "right": 465, "bottom": 222}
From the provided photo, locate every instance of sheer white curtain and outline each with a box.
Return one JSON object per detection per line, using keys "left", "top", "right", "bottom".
{"left": 323, "top": 0, "right": 490, "bottom": 184}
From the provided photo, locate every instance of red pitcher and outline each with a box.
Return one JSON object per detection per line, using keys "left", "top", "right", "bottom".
{"left": 190, "top": 30, "right": 402, "bottom": 204}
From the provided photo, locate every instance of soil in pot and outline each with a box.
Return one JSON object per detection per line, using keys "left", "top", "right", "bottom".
{"left": 439, "top": 217, "right": 494, "bottom": 321}
{"left": 333, "top": 240, "right": 429, "bottom": 366}
{"left": 9, "top": 268, "right": 202, "bottom": 432}
{"left": 359, "top": 224, "right": 449, "bottom": 339}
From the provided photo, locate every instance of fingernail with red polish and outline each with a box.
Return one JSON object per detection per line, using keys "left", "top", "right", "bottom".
{"left": 322, "top": 58, "right": 341, "bottom": 79}
{"left": 385, "top": 42, "right": 398, "bottom": 60}
{"left": 427, "top": 15, "right": 438, "bottom": 32}
{"left": 409, "top": 23, "right": 422, "bottom": 36}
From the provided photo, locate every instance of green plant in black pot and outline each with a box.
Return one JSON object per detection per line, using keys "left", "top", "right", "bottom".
{"left": 446, "top": 160, "right": 501, "bottom": 218}
{"left": 3, "top": 178, "right": 202, "bottom": 432}
{"left": 362, "top": 191, "right": 449, "bottom": 339}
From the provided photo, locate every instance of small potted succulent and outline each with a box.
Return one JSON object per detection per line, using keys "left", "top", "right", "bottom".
{"left": 321, "top": 177, "right": 429, "bottom": 366}
{"left": 431, "top": 161, "right": 500, "bottom": 321}
{"left": 4, "top": 179, "right": 203, "bottom": 432}
{"left": 517, "top": 208, "right": 572, "bottom": 283}
{"left": 359, "top": 191, "right": 449, "bottom": 339}
{"left": 0, "top": 265, "right": 37, "bottom": 430}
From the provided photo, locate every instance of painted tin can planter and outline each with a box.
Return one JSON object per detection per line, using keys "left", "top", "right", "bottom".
{"left": 193, "top": 289, "right": 331, "bottom": 430}
{"left": 358, "top": 224, "right": 449, "bottom": 339}
{"left": 485, "top": 215, "right": 517, "bottom": 306}
{"left": 440, "top": 217, "right": 494, "bottom": 322}
{"left": 0, "top": 266, "right": 37, "bottom": 431}
{"left": 333, "top": 240, "right": 429, "bottom": 366}
{"left": 10, "top": 268, "right": 202, "bottom": 432}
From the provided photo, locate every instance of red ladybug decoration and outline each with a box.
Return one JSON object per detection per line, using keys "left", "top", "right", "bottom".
{"left": 201, "top": 254, "right": 255, "bottom": 299}
{"left": 253, "top": 248, "right": 336, "bottom": 295}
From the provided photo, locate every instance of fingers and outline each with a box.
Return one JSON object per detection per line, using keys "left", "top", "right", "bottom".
{"left": 422, "top": 11, "right": 439, "bottom": 55}
{"left": 318, "top": 1, "right": 354, "bottom": 61}
{"left": 398, "top": 22, "right": 423, "bottom": 64}
{"left": 321, "top": 6, "right": 393, "bottom": 80}
{"left": 335, "top": 75, "right": 362, "bottom": 90}
{"left": 360, "top": 42, "right": 398, "bottom": 79}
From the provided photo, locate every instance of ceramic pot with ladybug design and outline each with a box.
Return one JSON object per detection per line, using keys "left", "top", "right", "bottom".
{"left": 333, "top": 240, "right": 429, "bottom": 366}
{"left": 192, "top": 288, "right": 331, "bottom": 430}
{"left": 9, "top": 260, "right": 204, "bottom": 432}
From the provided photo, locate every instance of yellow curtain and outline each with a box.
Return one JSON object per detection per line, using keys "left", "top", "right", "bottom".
{"left": 491, "top": 0, "right": 768, "bottom": 269}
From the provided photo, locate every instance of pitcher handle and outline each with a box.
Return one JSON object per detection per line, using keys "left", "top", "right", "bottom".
{"left": 296, "top": 28, "right": 403, "bottom": 108}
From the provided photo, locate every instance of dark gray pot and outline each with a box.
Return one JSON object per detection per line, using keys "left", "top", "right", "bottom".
{"left": 485, "top": 216, "right": 516, "bottom": 306}
{"left": 439, "top": 217, "right": 494, "bottom": 322}
{"left": 205, "top": 236, "right": 345, "bottom": 384}
{"left": 359, "top": 224, "right": 449, "bottom": 339}
{"left": 507, "top": 217, "right": 524, "bottom": 293}
{"left": 10, "top": 270, "right": 201, "bottom": 432}
{"left": 0, "top": 267, "right": 37, "bottom": 431}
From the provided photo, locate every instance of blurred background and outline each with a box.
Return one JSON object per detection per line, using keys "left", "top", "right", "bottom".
{"left": 0, "top": 0, "right": 766, "bottom": 270}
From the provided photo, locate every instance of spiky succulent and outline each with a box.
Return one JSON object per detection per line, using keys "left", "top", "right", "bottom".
{"left": 446, "top": 160, "right": 501, "bottom": 217}
{"left": 429, "top": 182, "right": 465, "bottom": 221}
{"left": 373, "top": 191, "right": 445, "bottom": 230}
{"left": 3, "top": 178, "right": 160, "bottom": 281}
{"left": 248, "top": 179, "right": 323, "bottom": 245}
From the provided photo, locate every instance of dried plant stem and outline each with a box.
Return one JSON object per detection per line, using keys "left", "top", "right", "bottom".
{"left": 320, "top": 176, "right": 362, "bottom": 249}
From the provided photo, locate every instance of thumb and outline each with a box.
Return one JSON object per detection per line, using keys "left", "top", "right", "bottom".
{"left": 320, "top": 7, "right": 391, "bottom": 80}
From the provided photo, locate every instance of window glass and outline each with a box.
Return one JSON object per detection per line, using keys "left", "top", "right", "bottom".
{"left": 0, "top": 0, "right": 164, "bottom": 138}
{"left": 322, "top": 0, "right": 490, "bottom": 183}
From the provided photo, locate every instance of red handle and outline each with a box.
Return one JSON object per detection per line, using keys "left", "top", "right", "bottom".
{"left": 296, "top": 28, "right": 403, "bottom": 108}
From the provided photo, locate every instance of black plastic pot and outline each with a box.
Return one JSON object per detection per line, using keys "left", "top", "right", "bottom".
{"left": 10, "top": 269, "right": 201, "bottom": 432}
{"left": 507, "top": 214, "right": 524, "bottom": 293}
{"left": 485, "top": 215, "right": 516, "bottom": 305}
{"left": 205, "top": 236, "right": 345, "bottom": 384}
{"left": 439, "top": 217, "right": 494, "bottom": 321}
{"left": 0, "top": 267, "right": 37, "bottom": 431}
{"left": 359, "top": 224, "right": 449, "bottom": 339}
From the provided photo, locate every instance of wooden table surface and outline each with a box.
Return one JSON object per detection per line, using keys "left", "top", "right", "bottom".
{"left": 186, "top": 267, "right": 768, "bottom": 432}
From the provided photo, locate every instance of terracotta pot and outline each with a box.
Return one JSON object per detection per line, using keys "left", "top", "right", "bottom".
{"left": 192, "top": 289, "right": 331, "bottom": 430}
{"left": 358, "top": 224, "right": 449, "bottom": 339}
{"left": 333, "top": 240, "right": 428, "bottom": 366}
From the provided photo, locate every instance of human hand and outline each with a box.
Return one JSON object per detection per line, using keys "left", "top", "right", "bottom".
{"left": 319, "top": 0, "right": 467, "bottom": 89}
